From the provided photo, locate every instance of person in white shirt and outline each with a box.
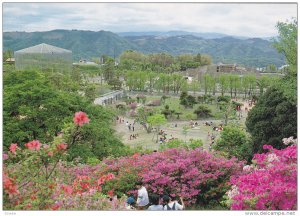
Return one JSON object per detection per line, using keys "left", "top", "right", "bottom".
{"left": 136, "top": 182, "right": 149, "bottom": 210}
{"left": 148, "top": 194, "right": 164, "bottom": 211}
{"left": 163, "top": 195, "right": 185, "bottom": 210}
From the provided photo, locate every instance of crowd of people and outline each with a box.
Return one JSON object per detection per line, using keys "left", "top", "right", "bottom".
{"left": 125, "top": 182, "right": 185, "bottom": 211}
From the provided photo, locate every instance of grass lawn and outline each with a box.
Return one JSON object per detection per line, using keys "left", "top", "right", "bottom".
{"left": 145, "top": 95, "right": 220, "bottom": 121}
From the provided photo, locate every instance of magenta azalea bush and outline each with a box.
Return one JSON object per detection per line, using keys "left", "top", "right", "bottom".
{"left": 100, "top": 149, "right": 244, "bottom": 205}
{"left": 226, "top": 137, "right": 297, "bottom": 210}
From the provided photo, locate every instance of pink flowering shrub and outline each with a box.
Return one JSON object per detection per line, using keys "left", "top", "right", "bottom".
{"left": 129, "top": 102, "right": 138, "bottom": 110}
{"left": 226, "top": 140, "right": 297, "bottom": 210}
{"left": 99, "top": 148, "right": 244, "bottom": 205}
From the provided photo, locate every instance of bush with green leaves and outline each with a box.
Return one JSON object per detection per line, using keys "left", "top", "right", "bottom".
{"left": 194, "top": 105, "right": 213, "bottom": 119}
{"left": 246, "top": 86, "right": 297, "bottom": 153}
{"left": 217, "top": 96, "right": 231, "bottom": 103}
{"left": 3, "top": 70, "right": 129, "bottom": 162}
{"left": 159, "top": 139, "right": 203, "bottom": 151}
{"left": 214, "top": 125, "right": 253, "bottom": 162}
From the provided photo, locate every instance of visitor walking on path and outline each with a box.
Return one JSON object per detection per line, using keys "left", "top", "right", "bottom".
{"left": 163, "top": 195, "right": 185, "bottom": 210}
{"left": 136, "top": 182, "right": 149, "bottom": 210}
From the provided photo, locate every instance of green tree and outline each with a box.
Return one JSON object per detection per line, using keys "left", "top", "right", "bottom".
{"left": 232, "top": 75, "right": 241, "bottom": 98}
{"left": 147, "top": 114, "right": 167, "bottom": 142}
{"left": 218, "top": 74, "right": 229, "bottom": 96}
{"left": 102, "top": 56, "right": 115, "bottom": 81}
{"left": 257, "top": 75, "right": 272, "bottom": 95}
{"left": 147, "top": 71, "right": 157, "bottom": 93}
{"left": 273, "top": 19, "right": 297, "bottom": 104}
{"left": 246, "top": 87, "right": 297, "bottom": 153}
{"left": 217, "top": 101, "right": 237, "bottom": 126}
{"left": 202, "top": 74, "right": 215, "bottom": 95}
{"left": 190, "top": 80, "right": 200, "bottom": 95}
{"left": 135, "top": 106, "right": 154, "bottom": 133}
{"left": 214, "top": 125, "right": 253, "bottom": 161}
{"left": 171, "top": 73, "right": 185, "bottom": 94}
{"left": 125, "top": 70, "right": 135, "bottom": 91}
{"left": 3, "top": 50, "right": 13, "bottom": 62}
{"left": 194, "top": 105, "right": 212, "bottom": 119}
{"left": 108, "top": 78, "right": 122, "bottom": 90}
{"left": 3, "top": 69, "right": 128, "bottom": 161}
{"left": 273, "top": 18, "right": 297, "bottom": 76}
{"left": 241, "top": 75, "right": 250, "bottom": 99}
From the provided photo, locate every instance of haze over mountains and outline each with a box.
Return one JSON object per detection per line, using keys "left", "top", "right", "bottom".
{"left": 3, "top": 29, "right": 285, "bottom": 67}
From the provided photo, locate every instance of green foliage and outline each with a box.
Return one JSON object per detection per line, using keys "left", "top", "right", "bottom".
{"left": 189, "top": 139, "right": 204, "bottom": 150}
{"left": 216, "top": 101, "right": 237, "bottom": 125}
{"left": 217, "top": 96, "right": 231, "bottom": 103}
{"left": 214, "top": 125, "right": 253, "bottom": 161}
{"left": 159, "top": 139, "right": 187, "bottom": 150}
{"left": 135, "top": 106, "right": 154, "bottom": 133}
{"left": 87, "top": 157, "right": 101, "bottom": 166}
{"left": 194, "top": 105, "right": 213, "bottom": 119}
{"left": 273, "top": 18, "right": 297, "bottom": 75}
{"left": 246, "top": 87, "right": 297, "bottom": 153}
{"left": 107, "top": 78, "right": 122, "bottom": 90}
{"left": 180, "top": 92, "right": 197, "bottom": 108}
{"left": 147, "top": 114, "right": 167, "bottom": 127}
{"left": 272, "top": 19, "right": 297, "bottom": 104}
{"left": 3, "top": 69, "right": 129, "bottom": 162}
{"left": 218, "top": 74, "right": 229, "bottom": 96}
{"left": 159, "top": 139, "right": 203, "bottom": 151}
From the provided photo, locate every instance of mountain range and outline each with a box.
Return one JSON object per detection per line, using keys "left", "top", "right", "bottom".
{"left": 3, "top": 29, "right": 285, "bottom": 67}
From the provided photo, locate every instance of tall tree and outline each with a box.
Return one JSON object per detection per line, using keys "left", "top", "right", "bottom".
{"left": 147, "top": 114, "right": 167, "bottom": 142}
{"left": 273, "top": 18, "right": 297, "bottom": 104}
{"left": 219, "top": 74, "right": 229, "bottom": 96}
{"left": 273, "top": 18, "right": 297, "bottom": 76}
{"left": 246, "top": 87, "right": 297, "bottom": 153}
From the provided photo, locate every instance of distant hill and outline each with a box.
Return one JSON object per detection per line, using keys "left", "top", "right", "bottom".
{"left": 4, "top": 30, "right": 137, "bottom": 60}
{"left": 3, "top": 29, "right": 285, "bottom": 67}
{"left": 117, "top": 30, "right": 230, "bottom": 39}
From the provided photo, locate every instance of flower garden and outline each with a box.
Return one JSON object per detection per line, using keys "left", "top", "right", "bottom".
{"left": 3, "top": 112, "right": 297, "bottom": 210}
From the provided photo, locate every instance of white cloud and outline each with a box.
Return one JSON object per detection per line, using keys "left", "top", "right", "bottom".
{"left": 3, "top": 3, "right": 297, "bottom": 37}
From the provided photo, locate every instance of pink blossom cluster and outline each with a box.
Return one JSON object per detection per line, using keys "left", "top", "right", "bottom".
{"left": 228, "top": 143, "right": 297, "bottom": 210}
{"left": 101, "top": 148, "right": 244, "bottom": 204}
{"left": 282, "top": 136, "right": 297, "bottom": 146}
{"left": 73, "top": 111, "right": 90, "bottom": 126}
{"left": 129, "top": 102, "right": 138, "bottom": 110}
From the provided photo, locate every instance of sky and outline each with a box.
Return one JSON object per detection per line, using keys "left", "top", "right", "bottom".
{"left": 3, "top": 2, "right": 297, "bottom": 37}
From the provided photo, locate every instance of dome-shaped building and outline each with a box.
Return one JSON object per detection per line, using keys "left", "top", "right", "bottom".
{"left": 15, "top": 43, "right": 72, "bottom": 73}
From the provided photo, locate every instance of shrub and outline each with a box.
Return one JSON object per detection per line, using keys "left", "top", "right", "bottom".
{"left": 246, "top": 87, "right": 297, "bottom": 153}
{"left": 214, "top": 125, "right": 253, "bottom": 162}
{"left": 101, "top": 148, "right": 244, "bottom": 205}
{"left": 189, "top": 139, "right": 204, "bottom": 150}
{"left": 194, "top": 105, "right": 213, "bottom": 119}
{"left": 217, "top": 96, "right": 231, "bottom": 103}
{"left": 224, "top": 138, "right": 297, "bottom": 210}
